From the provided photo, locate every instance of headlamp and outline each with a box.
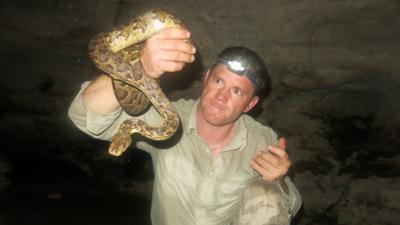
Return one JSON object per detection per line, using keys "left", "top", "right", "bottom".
{"left": 216, "top": 47, "right": 269, "bottom": 92}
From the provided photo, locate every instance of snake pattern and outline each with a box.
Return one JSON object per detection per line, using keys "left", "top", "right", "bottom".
{"left": 88, "top": 10, "right": 186, "bottom": 156}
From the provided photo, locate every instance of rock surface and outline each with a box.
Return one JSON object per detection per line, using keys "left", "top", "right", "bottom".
{"left": 0, "top": 0, "right": 399, "bottom": 224}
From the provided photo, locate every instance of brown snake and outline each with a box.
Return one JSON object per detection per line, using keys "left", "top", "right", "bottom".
{"left": 88, "top": 10, "right": 188, "bottom": 156}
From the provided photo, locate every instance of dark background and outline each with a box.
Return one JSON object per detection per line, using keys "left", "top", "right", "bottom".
{"left": 0, "top": 0, "right": 399, "bottom": 224}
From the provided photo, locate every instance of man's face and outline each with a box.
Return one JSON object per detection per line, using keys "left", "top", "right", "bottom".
{"left": 198, "top": 64, "right": 259, "bottom": 126}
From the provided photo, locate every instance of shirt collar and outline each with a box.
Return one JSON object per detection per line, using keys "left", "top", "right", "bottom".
{"left": 224, "top": 116, "right": 248, "bottom": 151}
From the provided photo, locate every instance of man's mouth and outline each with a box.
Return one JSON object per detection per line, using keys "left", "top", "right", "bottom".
{"left": 209, "top": 99, "right": 227, "bottom": 111}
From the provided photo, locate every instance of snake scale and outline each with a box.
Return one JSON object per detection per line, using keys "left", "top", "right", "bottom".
{"left": 88, "top": 10, "right": 187, "bottom": 156}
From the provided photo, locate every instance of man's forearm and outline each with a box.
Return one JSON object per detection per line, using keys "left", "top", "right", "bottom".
{"left": 83, "top": 74, "right": 120, "bottom": 113}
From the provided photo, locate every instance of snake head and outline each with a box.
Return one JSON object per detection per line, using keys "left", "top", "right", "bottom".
{"left": 108, "top": 131, "right": 132, "bottom": 156}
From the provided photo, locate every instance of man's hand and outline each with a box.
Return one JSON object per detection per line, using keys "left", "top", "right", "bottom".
{"left": 140, "top": 27, "right": 196, "bottom": 78}
{"left": 250, "top": 137, "right": 291, "bottom": 184}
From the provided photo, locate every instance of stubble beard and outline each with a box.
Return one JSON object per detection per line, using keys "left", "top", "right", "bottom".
{"left": 199, "top": 100, "right": 237, "bottom": 127}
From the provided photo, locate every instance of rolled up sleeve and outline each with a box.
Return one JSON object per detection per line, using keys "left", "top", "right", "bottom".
{"left": 68, "top": 81, "right": 123, "bottom": 141}
{"left": 283, "top": 176, "right": 302, "bottom": 218}
{"left": 68, "top": 81, "right": 163, "bottom": 155}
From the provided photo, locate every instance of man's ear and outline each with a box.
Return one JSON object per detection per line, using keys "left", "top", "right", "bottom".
{"left": 243, "top": 96, "right": 259, "bottom": 113}
{"left": 203, "top": 69, "right": 211, "bottom": 84}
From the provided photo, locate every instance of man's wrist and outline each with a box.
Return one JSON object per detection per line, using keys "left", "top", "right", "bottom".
{"left": 139, "top": 56, "right": 161, "bottom": 79}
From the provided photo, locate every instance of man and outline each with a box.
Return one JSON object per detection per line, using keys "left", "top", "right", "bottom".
{"left": 69, "top": 27, "right": 302, "bottom": 225}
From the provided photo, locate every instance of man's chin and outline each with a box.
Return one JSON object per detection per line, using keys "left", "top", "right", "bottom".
{"left": 200, "top": 102, "right": 229, "bottom": 125}
{"left": 203, "top": 113, "right": 230, "bottom": 126}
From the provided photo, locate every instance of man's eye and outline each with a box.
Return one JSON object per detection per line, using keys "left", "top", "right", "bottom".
{"left": 215, "top": 78, "right": 223, "bottom": 84}
{"left": 233, "top": 88, "right": 242, "bottom": 96}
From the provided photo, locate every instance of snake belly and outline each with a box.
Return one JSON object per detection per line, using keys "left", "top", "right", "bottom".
{"left": 88, "top": 10, "right": 186, "bottom": 156}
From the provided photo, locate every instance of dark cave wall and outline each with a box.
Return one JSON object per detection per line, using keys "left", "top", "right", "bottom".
{"left": 0, "top": 0, "right": 399, "bottom": 225}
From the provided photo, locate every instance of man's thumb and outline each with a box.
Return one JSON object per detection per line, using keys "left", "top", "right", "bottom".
{"left": 278, "top": 137, "right": 286, "bottom": 150}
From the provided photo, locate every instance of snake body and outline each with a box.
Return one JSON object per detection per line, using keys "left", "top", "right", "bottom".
{"left": 88, "top": 10, "right": 186, "bottom": 156}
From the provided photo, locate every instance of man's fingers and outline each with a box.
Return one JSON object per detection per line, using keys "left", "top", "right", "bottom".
{"left": 268, "top": 137, "right": 288, "bottom": 159}
{"left": 154, "top": 27, "right": 191, "bottom": 40}
{"left": 250, "top": 160, "right": 267, "bottom": 175}
{"left": 250, "top": 159, "right": 278, "bottom": 181}
{"left": 251, "top": 137, "right": 291, "bottom": 182}
{"left": 255, "top": 151, "right": 279, "bottom": 168}
{"left": 268, "top": 146, "right": 289, "bottom": 160}
{"left": 158, "top": 61, "right": 186, "bottom": 73}
{"left": 158, "top": 40, "right": 196, "bottom": 54}
{"left": 140, "top": 27, "right": 196, "bottom": 77}
{"left": 159, "top": 49, "right": 195, "bottom": 63}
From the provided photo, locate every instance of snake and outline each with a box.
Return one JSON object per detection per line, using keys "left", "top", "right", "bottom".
{"left": 88, "top": 10, "right": 188, "bottom": 156}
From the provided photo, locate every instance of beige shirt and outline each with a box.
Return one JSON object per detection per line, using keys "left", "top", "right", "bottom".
{"left": 68, "top": 81, "right": 302, "bottom": 225}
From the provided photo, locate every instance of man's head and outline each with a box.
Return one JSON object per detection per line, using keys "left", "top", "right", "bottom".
{"left": 198, "top": 47, "right": 270, "bottom": 126}
{"left": 214, "top": 47, "right": 270, "bottom": 96}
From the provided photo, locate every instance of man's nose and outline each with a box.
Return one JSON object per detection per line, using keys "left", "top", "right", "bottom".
{"left": 216, "top": 87, "right": 230, "bottom": 101}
